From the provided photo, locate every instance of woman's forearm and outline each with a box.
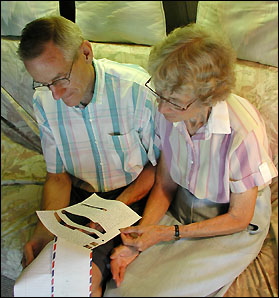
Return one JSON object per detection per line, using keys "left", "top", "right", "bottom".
{"left": 121, "top": 187, "right": 258, "bottom": 251}
{"left": 140, "top": 152, "right": 178, "bottom": 226}
{"left": 139, "top": 181, "right": 176, "bottom": 226}
{"left": 152, "top": 187, "right": 258, "bottom": 241}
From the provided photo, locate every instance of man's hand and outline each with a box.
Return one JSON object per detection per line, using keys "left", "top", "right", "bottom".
{"left": 21, "top": 172, "right": 71, "bottom": 268}
{"left": 21, "top": 224, "right": 54, "bottom": 268}
{"left": 22, "top": 239, "right": 47, "bottom": 268}
{"left": 110, "top": 245, "right": 139, "bottom": 287}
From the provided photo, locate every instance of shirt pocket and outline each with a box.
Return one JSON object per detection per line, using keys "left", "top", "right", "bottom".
{"left": 104, "top": 129, "right": 146, "bottom": 173}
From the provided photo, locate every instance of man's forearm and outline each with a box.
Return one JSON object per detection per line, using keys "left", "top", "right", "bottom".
{"left": 116, "top": 163, "right": 156, "bottom": 205}
{"left": 34, "top": 172, "right": 72, "bottom": 237}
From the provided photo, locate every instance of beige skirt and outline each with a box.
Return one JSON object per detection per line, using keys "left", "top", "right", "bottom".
{"left": 104, "top": 186, "right": 271, "bottom": 297}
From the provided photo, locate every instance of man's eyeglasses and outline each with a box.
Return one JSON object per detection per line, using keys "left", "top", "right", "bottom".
{"left": 145, "top": 77, "right": 197, "bottom": 111}
{"left": 32, "top": 59, "right": 74, "bottom": 91}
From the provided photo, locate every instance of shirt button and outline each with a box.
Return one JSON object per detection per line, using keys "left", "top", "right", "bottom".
{"left": 191, "top": 160, "right": 194, "bottom": 164}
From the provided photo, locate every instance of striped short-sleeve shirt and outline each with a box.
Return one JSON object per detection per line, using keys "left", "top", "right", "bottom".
{"left": 155, "top": 93, "right": 277, "bottom": 203}
{"left": 33, "top": 58, "right": 160, "bottom": 192}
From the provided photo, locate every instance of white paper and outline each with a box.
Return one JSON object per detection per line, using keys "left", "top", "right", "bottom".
{"left": 36, "top": 193, "right": 141, "bottom": 250}
{"left": 28, "top": 194, "right": 142, "bottom": 296}
{"left": 14, "top": 241, "right": 54, "bottom": 297}
{"left": 52, "top": 237, "right": 91, "bottom": 297}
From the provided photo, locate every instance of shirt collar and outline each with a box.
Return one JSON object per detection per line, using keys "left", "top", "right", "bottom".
{"left": 206, "top": 100, "right": 231, "bottom": 135}
{"left": 173, "top": 121, "right": 181, "bottom": 128}
{"left": 92, "top": 58, "right": 103, "bottom": 104}
{"left": 172, "top": 100, "right": 231, "bottom": 138}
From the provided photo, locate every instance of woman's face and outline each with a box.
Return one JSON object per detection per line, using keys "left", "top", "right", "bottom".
{"left": 156, "top": 91, "right": 200, "bottom": 123}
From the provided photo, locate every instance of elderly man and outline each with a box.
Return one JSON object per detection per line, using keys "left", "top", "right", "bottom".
{"left": 15, "top": 16, "right": 159, "bottom": 296}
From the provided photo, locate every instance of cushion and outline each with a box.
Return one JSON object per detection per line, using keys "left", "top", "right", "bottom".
{"left": 196, "top": 1, "right": 278, "bottom": 67}
{"left": 75, "top": 1, "right": 166, "bottom": 45}
{"left": 1, "top": 1, "right": 60, "bottom": 37}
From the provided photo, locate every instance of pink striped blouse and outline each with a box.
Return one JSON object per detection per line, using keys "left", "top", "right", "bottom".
{"left": 155, "top": 93, "right": 278, "bottom": 203}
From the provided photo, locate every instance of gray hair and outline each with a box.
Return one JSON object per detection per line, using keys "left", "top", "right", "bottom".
{"left": 18, "top": 16, "right": 84, "bottom": 62}
{"left": 148, "top": 23, "right": 236, "bottom": 106}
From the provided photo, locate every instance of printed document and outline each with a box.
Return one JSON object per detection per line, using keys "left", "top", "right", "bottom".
{"left": 37, "top": 193, "right": 142, "bottom": 249}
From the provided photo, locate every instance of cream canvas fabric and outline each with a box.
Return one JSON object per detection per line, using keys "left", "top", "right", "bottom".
{"left": 196, "top": 1, "right": 278, "bottom": 67}
{"left": 75, "top": 1, "right": 166, "bottom": 45}
{"left": 1, "top": 1, "right": 59, "bottom": 36}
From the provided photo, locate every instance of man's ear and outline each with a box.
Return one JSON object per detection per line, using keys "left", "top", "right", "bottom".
{"left": 80, "top": 40, "right": 93, "bottom": 63}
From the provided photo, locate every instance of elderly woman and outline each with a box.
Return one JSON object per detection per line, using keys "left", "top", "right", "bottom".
{"left": 107, "top": 23, "right": 278, "bottom": 297}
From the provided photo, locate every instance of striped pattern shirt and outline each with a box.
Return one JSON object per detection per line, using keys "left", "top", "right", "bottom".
{"left": 33, "top": 58, "right": 160, "bottom": 192}
{"left": 155, "top": 93, "right": 277, "bottom": 203}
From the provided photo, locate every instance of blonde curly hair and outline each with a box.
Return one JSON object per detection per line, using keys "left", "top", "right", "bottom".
{"left": 147, "top": 23, "right": 236, "bottom": 106}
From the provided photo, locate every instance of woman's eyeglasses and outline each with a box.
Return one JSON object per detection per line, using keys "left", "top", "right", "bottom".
{"left": 145, "top": 77, "right": 197, "bottom": 111}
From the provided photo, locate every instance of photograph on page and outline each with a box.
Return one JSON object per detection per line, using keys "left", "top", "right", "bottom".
{"left": 36, "top": 193, "right": 141, "bottom": 249}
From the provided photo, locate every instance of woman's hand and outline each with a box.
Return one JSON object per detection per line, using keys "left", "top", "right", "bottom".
{"left": 120, "top": 225, "right": 169, "bottom": 252}
{"left": 110, "top": 245, "right": 139, "bottom": 287}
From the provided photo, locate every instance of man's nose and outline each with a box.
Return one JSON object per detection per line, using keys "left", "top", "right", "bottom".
{"left": 49, "top": 85, "right": 65, "bottom": 100}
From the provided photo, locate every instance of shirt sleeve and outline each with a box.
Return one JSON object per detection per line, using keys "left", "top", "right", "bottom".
{"left": 33, "top": 97, "right": 65, "bottom": 173}
{"left": 138, "top": 91, "right": 161, "bottom": 166}
{"left": 229, "top": 128, "right": 277, "bottom": 193}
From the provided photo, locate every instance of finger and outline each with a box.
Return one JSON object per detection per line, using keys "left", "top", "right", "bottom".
{"left": 110, "top": 259, "right": 117, "bottom": 280}
{"left": 118, "top": 266, "right": 126, "bottom": 287}
{"left": 111, "top": 259, "right": 122, "bottom": 287}
{"left": 120, "top": 226, "right": 138, "bottom": 233}
{"left": 121, "top": 233, "right": 139, "bottom": 248}
{"left": 122, "top": 235, "right": 145, "bottom": 252}
{"left": 125, "top": 232, "right": 139, "bottom": 239}
{"left": 23, "top": 244, "right": 34, "bottom": 267}
{"left": 21, "top": 255, "right": 26, "bottom": 268}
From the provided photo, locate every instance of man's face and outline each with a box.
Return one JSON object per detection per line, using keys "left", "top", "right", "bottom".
{"left": 24, "top": 41, "right": 93, "bottom": 107}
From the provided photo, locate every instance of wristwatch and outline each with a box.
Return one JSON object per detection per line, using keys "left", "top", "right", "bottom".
{"left": 174, "top": 224, "right": 180, "bottom": 240}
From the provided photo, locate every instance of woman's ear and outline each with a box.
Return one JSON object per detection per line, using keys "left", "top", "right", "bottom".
{"left": 80, "top": 40, "right": 93, "bottom": 63}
